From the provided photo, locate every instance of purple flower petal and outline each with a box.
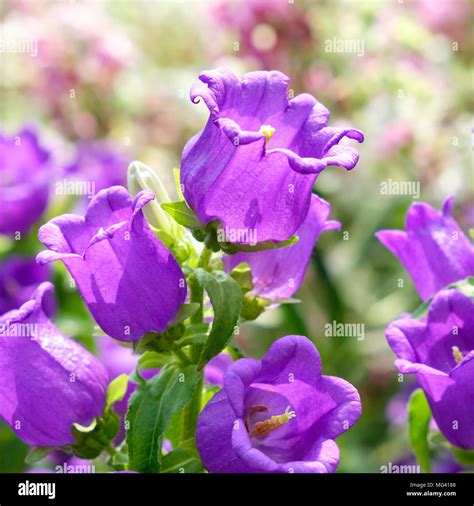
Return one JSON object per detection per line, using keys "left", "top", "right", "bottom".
{"left": 37, "top": 186, "right": 187, "bottom": 342}
{"left": 376, "top": 197, "right": 474, "bottom": 301}
{"left": 386, "top": 289, "right": 474, "bottom": 448}
{"left": 0, "top": 282, "right": 108, "bottom": 446}
{"left": 223, "top": 194, "right": 340, "bottom": 299}
{"left": 182, "top": 68, "right": 363, "bottom": 244}
{"left": 196, "top": 335, "right": 361, "bottom": 473}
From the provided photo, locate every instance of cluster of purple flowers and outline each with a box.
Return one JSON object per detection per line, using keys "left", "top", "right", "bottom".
{"left": 377, "top": 198, "right": 474, "bottom": 449}
{"left": 0, "top": 68, "right": 365, "bottom": 473}
{"left": 6, "top": 65, "right": 470, "bottom": 474}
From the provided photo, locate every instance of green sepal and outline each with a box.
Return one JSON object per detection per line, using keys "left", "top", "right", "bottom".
{"left": 230, "top": 262, "right": 253, "bottom": 292}
{"left": 161, "top": 201, "right": 202, "bottom": 230}
{"left": 240, "top": 292, "right": 271, "bottom": 321}
{"left": 219, "top": 235, "right": 298, "bottom": 254}
{"left": 171, "top": 303, "right": 200, "bottom": 325}
{"left": 138, "top": 351, "right": 172, "bottom": 370}
{"left": 133, "top": 322, "right": 186, "bottom": 354}
{"left": 105, "top": 374, "right": 128, "bottom": 411}
{"left": 71, "top": 410, "right": 120, "bottom": 460}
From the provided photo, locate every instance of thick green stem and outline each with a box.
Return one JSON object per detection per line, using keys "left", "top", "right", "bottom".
{"left": 180, "top": 246, "right": 212, "bottom": 441}
{"left": 182, "top": 373, "right": 203, "bottom": 441}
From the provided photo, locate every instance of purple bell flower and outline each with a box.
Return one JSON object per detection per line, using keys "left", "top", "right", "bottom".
{"left": 376, "top": 197, "right": 474, "bottom": 301}
{"left": 0, "top": 127, "right": 51, "bottom": 235}
{"left": 0, "top": 282, "right": 108, "bottom": 446}
{"left": 223, "top": 194, "right": 340, "bottom": 299}
{"left": 37, "top": 186, "right": 187, "bottom": 342}
{"left": 196, "top": 335, "right": 361, "bottom": 473}
{"left": 181, "top": 68, "right": 363, "bottom": 244}
{"left": 386, "top": 288, "right": 474, "bottom": 449}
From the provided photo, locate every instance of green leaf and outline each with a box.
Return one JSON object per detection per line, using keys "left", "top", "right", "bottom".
{"left": 408, "top": 388, "right": 432, "bottom": 473}
{"left": 220, "top": 235, "right": 298, "bottom": 254}
{"left": 194, "top": 269, "right": 242, "bottom": 370}
{"left": 171, "top": 303, "right": 200, "bottom": 325}
{"left": 105, "top": 374, "right": 128, "bottom": 410}
{"left": 164, "top": 407, "right": 185, "bottom": 449}
{"left": 138, "top": 351, "right": 171, "bottom": 370}
{"left": 126, "top": 364, "right": 202, "bottom": 472}
{"left": 25, "top": 446, "right": 55, "bottom": 464}
{"left": 161, "top": 448, "right": 204, "bottom": 473}
{"left": 161, "top": 201, "right": 202, "bottom": 229}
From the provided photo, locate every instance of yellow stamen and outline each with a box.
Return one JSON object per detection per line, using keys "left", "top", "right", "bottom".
{"left": 258, "top": 124, "right": 276, "bottom": 145}
{"left": 452, "top": 346, "right": 464, "bottom": 364}
{"left": 249, "top": 406, "right": 296, "bottom": 438}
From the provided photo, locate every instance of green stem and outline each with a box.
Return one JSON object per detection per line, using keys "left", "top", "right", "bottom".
{"left": 180, "top": 245, "right": 212, "bottom": 441}
{"left": 182, "top": 373, "right": 203, "bottom": 441}
{"left": 198, "top": 245, "right": 212, "bottom": 269}
{"left": 173, "top": 347, "right": 191, "bottom": 366}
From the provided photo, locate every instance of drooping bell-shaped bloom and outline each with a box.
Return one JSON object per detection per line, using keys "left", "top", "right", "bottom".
{"left": 386, "top": 289, "right": 474, "bottom": 449}
{"left": 0, "top": 282, "right": 108, "bottom": 446}
{"left": 223, "top": 194, "right": 340, "bottom": 299}
{"left": 376, "top": 197, "right": 474, "bottom": 301}
{"left": 0, "top": 256, "right": 53, "bottom": 315}
{"left": 196, "top": 335, "right": 361, "bottom": 473}
{"left": 181, "top": 68, "right": 363, "bottom": 244}
{"left": 0, "top": 127, "right": 51, "bottom": 235}
{"left": 37, "top": 186, "right": 187, "bottom": 342}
